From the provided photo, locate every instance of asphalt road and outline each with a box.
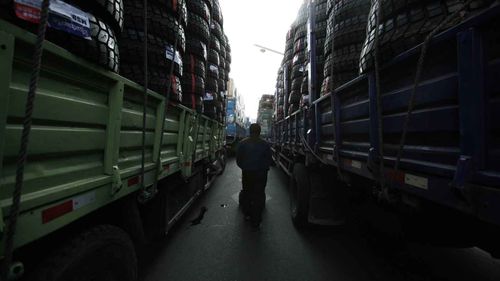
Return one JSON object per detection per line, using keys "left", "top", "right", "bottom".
{"left": 140, "top": 159, "right": 500, "bottom": 281}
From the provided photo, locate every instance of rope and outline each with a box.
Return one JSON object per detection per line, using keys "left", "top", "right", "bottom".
{"left": 152, "top": 0, "right": 186, "bottom": 191}
{"left": 373, "top": 0, "right": 386, "bottom": 187}
{"left": 140, "top": 0, "right": 149, "bottom": 198}
{"left": 300, "top": 133, "right": 327, "bottom": 165}
{"left": 1, "top": 0, "right": 51, "bottom": 279}
{"left": 327, "top": 5, "right": 345, "bottom": 180}
{"left": 394, "top": 0, "right": 475, "bottom": 171}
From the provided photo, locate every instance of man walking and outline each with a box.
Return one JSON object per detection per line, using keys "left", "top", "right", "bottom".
{"left": 236, "top": 123, "right": 273, "bottom": 227}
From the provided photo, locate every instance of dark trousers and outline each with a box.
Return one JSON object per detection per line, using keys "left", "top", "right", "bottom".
{"left": 239, "top": 170, "right": 268, "bottom": 223}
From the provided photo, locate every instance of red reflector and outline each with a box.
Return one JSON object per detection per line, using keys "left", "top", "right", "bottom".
{"left": 387, "top": 170, "right": 405, "bottom": 184}
{"left": 42, "top": 201, "right": 73, "bottom": 224}
{"left": 128, "top": 176, "right": 140, "bottom": 187}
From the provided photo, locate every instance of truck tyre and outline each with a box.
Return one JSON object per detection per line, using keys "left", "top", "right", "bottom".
{"left": 324, "top": 0, "right": 370, "bottom": 57}
{"left": 120, "top": 30, "right": 184, "bottom": 76}
{"left": 208, "top": 49, "right": 220, "bottom": 66}
{"left": 210, "top": 20, "right": 224, "bottom": 41}
{"left": 121, "top": 64, "right": 183, "bottom": 100}
{"left": 206, "top": 77, "right": 219, "bottom": 92}
{"left": 210, "top": 36, "right": 222, "bottom": 53}
{"left": 294, "top": 24, "right": 308, "bottom": 42}
{"left": 184, "top": 53, "right": 206, "bottom": 77}
{"left": 125, "top": 0, "right": 186, "bottom": 52}
{"left": 359, "top": 0, "right": 494, "bottom": 73}
{"left": 67, "top": 0, "right": 124, "bottom": 34}
{"left": 187, "top": 0, "right": 211, "bottom": 23}
{"left": 186, "top": 37, "right": 208, "bottom": 61}
{"left": 47, "top": 15, "right": 120, "bottom": 73}
{"left": 187, "top": 13, "right": 211, "bottom": 44}
{"left": 290, "top": 163, "right": 311, "bottom": 228}
{"left": 32, "top": 225, "right": 137, "bottom": 281}
{"left": 211, "top": 0, "right": 223, "bottom": 25}
{"left": 315, "top": 0, "right": 329, "bottom": 23}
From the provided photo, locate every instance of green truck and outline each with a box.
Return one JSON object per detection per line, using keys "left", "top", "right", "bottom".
{"left": 0, "top": 19, "right": 226, "bottom": 280}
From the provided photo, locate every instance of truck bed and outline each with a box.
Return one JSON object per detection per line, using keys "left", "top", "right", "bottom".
{"left": 273, "top": 4, "right": 500, "bottom": 226}
{"left": 0, "top": 19, "right": 224, "bottom": 252}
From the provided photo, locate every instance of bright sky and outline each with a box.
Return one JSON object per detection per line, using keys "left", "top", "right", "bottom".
{"left": 219, "top": 0, "right": 304, "bottom": 119}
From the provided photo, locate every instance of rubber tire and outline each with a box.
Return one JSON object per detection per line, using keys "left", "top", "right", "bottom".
{"left": 219, "top": 68, "right": 226, "bottom": 81}
{"left": 359, "top": 0, "right": 494, "bottom": 73}
{"left": 47, "top": 14, "right": 120, "bottom": 73}
{"left": 120, "top": 30, "right": 183, "bottom": 76}
{"left": 124, "top": 0, "right": 186, "bottom": 52}
{"left": 291, "top": 65, "right": 305, "bottom": 79}
{"left": 121, "top": 64, "right": 183, "bottom": 99}
{"left": 291, "top": 78, "right": 302, "bottom": 91}
{"left": 210, "top": 20, "right": 224, "bottom": 41}
{"left": 218, "top": 78, "right": 226, "bottom": 92}
{"left": 182, "top": 93, "right": 204, "bottom": 112}
{"left": 181, "top": 73, "right": 205, "bottom": 96}
{"left": 300, "top": 75, "right": 309, "bottom": 96}
{"left": 210, "top": 36, "right": 222, "bottom": 53}
{"left": 290, "top": 163, "right": 311, "bottom": 228}
{"left": 208, "top": 63, "right": 220, "bottom": 79}
{"left": 315, "top": 0, "right": 329, "bottom": 22}
{"left": 186, "top": 37, "right": 208, "bottom": 61}
{"left": 206, "top": 77, "right": 219, "bottom": 92}
{"left": 67, "top": 0, "right": 124, "bottom": 34}
{"left": 208, "top": 49, "right": 220, "bottom": 66}
{"left": 211, "top": 0, "right": 223, "bottom": 25}
{"left": 187, "top": 13, "right": 211, "bottom": 44}
{"left": 294, "top": 23, "right": 308, "bottom": 42}
{"left": 31, "top": 225, "right": 137, "bottom": 281}
{"left": 219, "top": 59, "right": 226, "bottom": 70}
{"left": 186, "top": 0, "right": 211, "bottom": 23}
{"left": 289, "top": 90, "right": 302, "bottom": 104}
{"left": 324, "top": 0, "right": 370, "bottom": 57}
{"left": 183, "top": 53, "right": 206, "bottom": 77}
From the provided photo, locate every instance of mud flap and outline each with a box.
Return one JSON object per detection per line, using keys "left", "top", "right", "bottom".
{"left": 307, "top": 171, "right": 348, "bottom": 226}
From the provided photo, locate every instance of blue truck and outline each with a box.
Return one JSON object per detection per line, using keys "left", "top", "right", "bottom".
{"left": 273, "top": 2, "right": 500, "bottom": 257}
{"left": 226, "top": 98, "right": 246, "bottom": 151}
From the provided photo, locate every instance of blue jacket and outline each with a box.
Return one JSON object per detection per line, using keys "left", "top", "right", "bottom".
{"left": 236, "top": 137, "right": 272, "bottom": 171}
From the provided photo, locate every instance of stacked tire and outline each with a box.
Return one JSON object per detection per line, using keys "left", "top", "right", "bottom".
{"left": 289, "top": 2, "right": 309, "bottom": 115}
{"left": 220, "top": 33, "right": 232, "bottom": 122}
{"left": 204, "top": 0, "right": 227, "bottom": 122}
{"left": 181, "top": 0, "right": 211, "bottom": 112}
{"left": 120, "top": 0, "right": 187, "bottom": 102}
{"left": 321, "top": 0, "right": 370, "bottom": 96}
{"left": 313, "top": 0, "right": 329, "bottom": 97}
{"left": 275, "top": 66, "right": 285, "bottom": 120}
{"left": 359, "top": 0, "right": 495, "bottom": 73}
{"left": 273, "top": 26, "right": 293, "bottom": 120}
{"left": 0, "top": 0, "right": 122, "bottom": 73}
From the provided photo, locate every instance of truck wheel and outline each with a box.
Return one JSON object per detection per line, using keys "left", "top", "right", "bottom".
{"left": 32, "top": 225, "right": 137, "bottom": 281}
{"left": 290, "top": 163, "right": 311, "bottom": 228}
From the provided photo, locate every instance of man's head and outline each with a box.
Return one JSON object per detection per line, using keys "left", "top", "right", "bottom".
{"left": 249, "top": 123, "right": 261, "bottom": 138}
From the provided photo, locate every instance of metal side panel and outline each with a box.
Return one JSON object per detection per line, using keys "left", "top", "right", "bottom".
{"left": 0, "top": 19, "right": 210, "bottom": 252}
